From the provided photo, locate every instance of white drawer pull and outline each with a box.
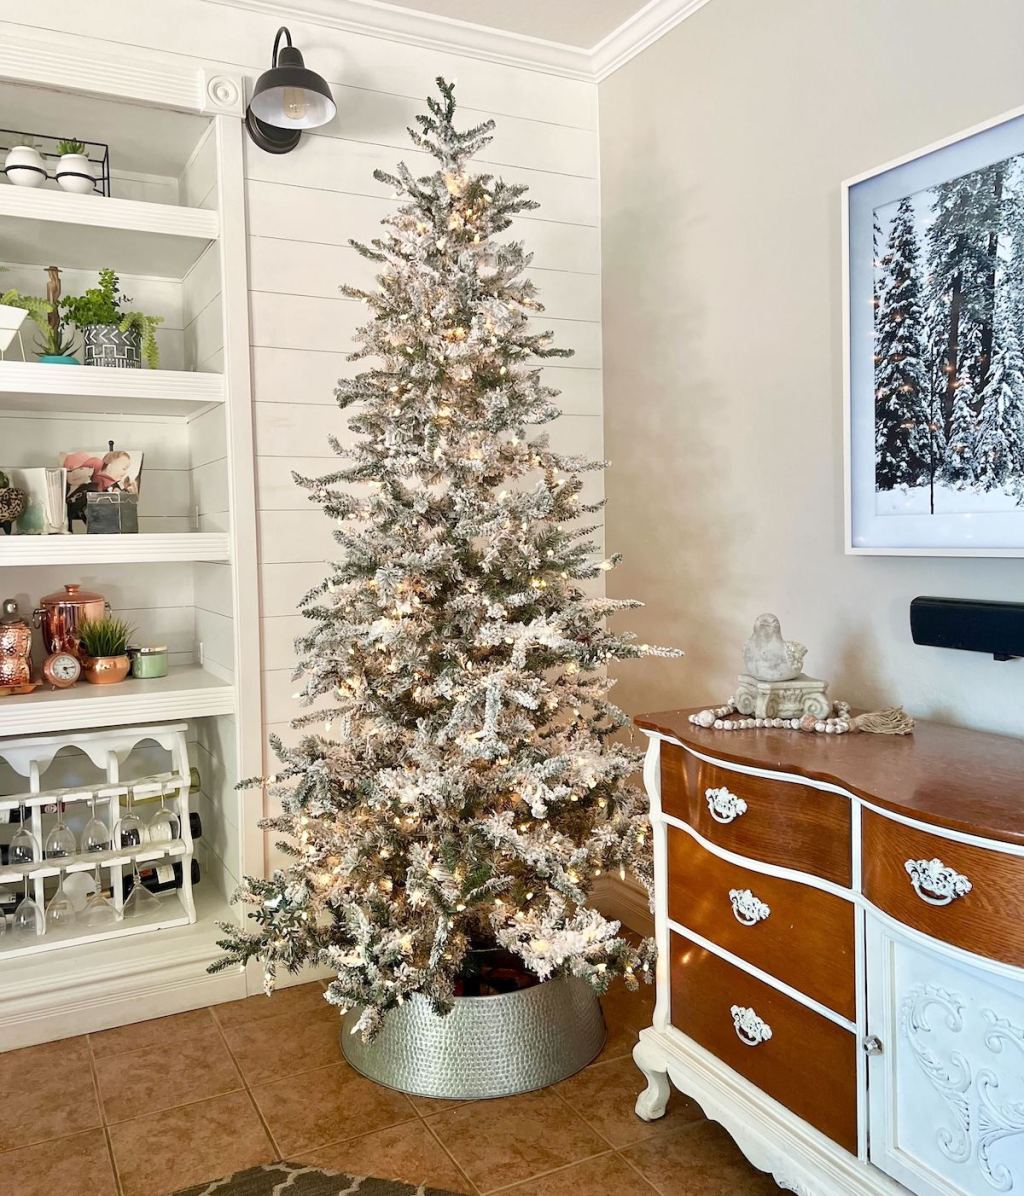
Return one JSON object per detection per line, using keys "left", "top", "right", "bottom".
{"left": 706, "top": 786, "right": 748, "bottom": 824}
{"left": 729, "top": 888, "right": 771, "bottom": 926}
{"left": 905, "top": 857, "right": 972, "bottom": 906}
{"left": 731, "top": 1004, "right": 773, "bottom": 1047}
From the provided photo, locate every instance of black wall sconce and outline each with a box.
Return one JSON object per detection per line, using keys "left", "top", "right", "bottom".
{"left": 245, "top": 26, "right": 336, "bottom": 154}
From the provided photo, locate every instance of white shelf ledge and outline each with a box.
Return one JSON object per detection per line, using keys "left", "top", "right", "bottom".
{"left": 0, "top": 187, "right": 219, "bottom": 277}
{"left": 0, "top": 362, "right": 223, "bottom": 417}
{"left": 0, "top": 666, "right": 234, "bottom": 736}
{"left": 0, "top": 533, "right": 230, "bottom": 566}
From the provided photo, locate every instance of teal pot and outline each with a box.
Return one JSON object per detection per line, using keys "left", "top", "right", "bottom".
{"left": 38, "top": 355, "right": 79, "bottom": 365}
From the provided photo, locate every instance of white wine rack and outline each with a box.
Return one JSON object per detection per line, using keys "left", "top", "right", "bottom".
{"left": 0, "top": 722, "right": 196, "bottom": 959}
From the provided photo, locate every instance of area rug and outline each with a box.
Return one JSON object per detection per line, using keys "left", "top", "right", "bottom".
{"left": 174, "top": 1161, "right": 463, "bottom": 1196}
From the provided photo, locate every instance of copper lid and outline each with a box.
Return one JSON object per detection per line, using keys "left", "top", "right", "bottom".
{"left": 39, "top": 583, "right": 106, "bottom": 607}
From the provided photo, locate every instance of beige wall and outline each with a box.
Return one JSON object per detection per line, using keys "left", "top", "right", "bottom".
{"left": 600, "top": 0, "right": 1024, "bottom": 736}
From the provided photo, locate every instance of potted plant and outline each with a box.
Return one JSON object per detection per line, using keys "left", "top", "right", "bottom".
{"left": 61, "top": 269, "right": 162, "bottom": 369}
{"left": 0, "top": 272, "right": 52, "bottom": 358}
{"left": 54, "top": 140, "right": 95, "bottom": 194}
{"left": 3, "top": 141, "right": 46, "bottom": 187}
{"left": 36, "top": 266, "right": 78, "bottom": 364}
{"left": 77, "top": 616, "right": 135, "bottom": 685}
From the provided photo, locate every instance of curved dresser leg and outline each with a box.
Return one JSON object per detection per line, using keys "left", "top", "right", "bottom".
{"left": 633, "top": 1036, "right": 671, "bottom": 1121}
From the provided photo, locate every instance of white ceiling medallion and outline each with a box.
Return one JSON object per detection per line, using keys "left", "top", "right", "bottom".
{"left": 203, "top": 0, "right": 715, "bottom": 82}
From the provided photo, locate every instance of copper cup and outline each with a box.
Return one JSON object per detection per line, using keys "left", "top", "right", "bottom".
{"left": 81, "top": 654, "right": 130, "bottom": 685}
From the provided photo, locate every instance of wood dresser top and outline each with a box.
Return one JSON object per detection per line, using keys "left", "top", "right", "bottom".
{"left": 636, "top": 707, "right": 1024, "bottom": 848}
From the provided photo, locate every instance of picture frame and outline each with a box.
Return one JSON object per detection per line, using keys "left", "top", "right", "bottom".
{"left": 844, "top": 104, "right": 1024, "bottom": 556}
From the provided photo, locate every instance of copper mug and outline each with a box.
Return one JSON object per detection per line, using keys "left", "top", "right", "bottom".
{"left": 34, "top": 583, "right": 110, "bottom": 658}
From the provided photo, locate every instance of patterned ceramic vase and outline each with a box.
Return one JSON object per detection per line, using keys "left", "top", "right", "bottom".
{"left": 82, "top": 325, "right": 141, "bottom": 368}
{"left": 0, "top": 487, "right": 26, "bottom": 535}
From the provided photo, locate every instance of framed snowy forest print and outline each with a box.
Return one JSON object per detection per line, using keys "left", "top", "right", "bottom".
{"left": 845, "top": 105, "right": 1024, "bottom": 555}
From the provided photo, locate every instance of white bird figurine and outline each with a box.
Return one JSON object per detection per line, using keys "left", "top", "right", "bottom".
{"left": 742, "top": 613, "right": 807, "bottom": 682}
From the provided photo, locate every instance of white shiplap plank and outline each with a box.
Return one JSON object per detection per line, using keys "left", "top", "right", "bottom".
{"left": 246, "top": 183, "right": 598, "bottom": 274}
{"left": 261, "top": 614, "right": 305, "bottom": 673}
{"left": 259, "top": 562, "right": 328, "bottom": 618}
{"left": 245, "top": 136, "right": 598, "bottom": 227}
{"left": 258, "top": 510, "right": 340, "bottom": 565}
{"left": 248, "top": 237, "right": 600, "bottom": 323}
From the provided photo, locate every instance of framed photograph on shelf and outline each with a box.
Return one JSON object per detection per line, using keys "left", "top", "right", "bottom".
{"left": 58, "top": 445, "right": 144, "bottom": 533}
{"left": 844, "top": 105, "right": 1024, "bottom": 555}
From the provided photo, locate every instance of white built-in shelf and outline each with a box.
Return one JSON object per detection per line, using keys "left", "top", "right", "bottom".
{"left": 0, "top": 666, "right": 234, "bottom": 737}
{"left": 0, "top": 840, "right": 188, "bottom": 885}
{"left": 0, "top": 187, "right": 219, "bottom": 277}
{"left": 0, "top": 362, "right": 223, "bottom": 417}
{"left": 0, "top": 532, "right": 230, "bottom": 566}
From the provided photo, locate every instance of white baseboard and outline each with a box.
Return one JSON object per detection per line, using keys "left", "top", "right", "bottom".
{"left": 590, "top": 873, "right": 654, "bottom": 936}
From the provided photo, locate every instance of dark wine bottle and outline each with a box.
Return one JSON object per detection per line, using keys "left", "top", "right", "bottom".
{"left": 122, "top": 858, "right": 200, "bottom": 897}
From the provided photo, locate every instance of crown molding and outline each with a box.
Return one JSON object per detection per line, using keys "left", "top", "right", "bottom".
{"left": 204, "top": 0, "right": 594, "bottom": 80}
{"left": 592, "top": 0, "right": 714, "bottom": 80}
{"left": 203, "top": 0, "right": 712, "bottom": 83}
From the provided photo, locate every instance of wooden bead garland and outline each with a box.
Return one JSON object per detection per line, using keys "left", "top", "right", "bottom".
{"left": 690, "top": 700, "right": 854, "bottom": 734}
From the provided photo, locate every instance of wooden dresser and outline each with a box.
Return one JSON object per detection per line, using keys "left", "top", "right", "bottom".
{"left": 632, "top": 708, "right": 1024, "bottom": 1196}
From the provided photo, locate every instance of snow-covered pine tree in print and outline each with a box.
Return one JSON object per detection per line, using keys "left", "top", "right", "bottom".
{"left": 944, "top": 346, "right": 980, "bottom": 487}
{"left": 976, "top": 311, "right": 1024, "bottom": 490}
{"left": 874, "top": 197, "right": 929, "bottom": 490}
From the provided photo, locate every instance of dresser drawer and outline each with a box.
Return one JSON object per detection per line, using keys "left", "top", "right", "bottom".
{"left": 863, "top": 809, "right": 1024, "bottom": 966}
{"left": 667, "top": 828, "right": 855, "bottom": 1020}
{"left": 661, "top": 742, "right": 852, "bottom": 886}
{"left": 669, "top": 932, "right": 858, "bottom": 1153}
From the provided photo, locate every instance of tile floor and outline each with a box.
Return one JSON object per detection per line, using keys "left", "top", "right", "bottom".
{"left": 0, "top": 976, "right": 781, "bottom": 1196}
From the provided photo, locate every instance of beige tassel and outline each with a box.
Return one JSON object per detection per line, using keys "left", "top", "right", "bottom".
{"left": 851, "top": 707, "right": 915, "bottom": 735}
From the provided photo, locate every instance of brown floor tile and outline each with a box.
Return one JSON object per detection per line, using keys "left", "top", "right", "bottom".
{"left": 108, "top": 1089, "right": 276, "bottom": 1196}
{"left": 212, "top": 980, "right": 328, "bottom": 1028}
{"left": 0, "top": 1035, "right": 101, "bottom": 1152}
{"left": 408, "top": 1093, "right": 473, "bottom": 1117}
{"left": 596, "top": 1012, "right": 638, "bottom": 1063}
{"left": 0, "top": 1128, "right": 117, "bottom": 1196}
{"left": 500, "top": 1151, "right": 658, "bottom": 1194}
{"left": 90, "top": 1008, "right": 216, "bottom": 1057}
{"left": 430, "top": 1088, "right": 606, "bottom": 1194}
{"left": 251, "top": 1061, "right": 416, "bottom": 1155}
{"left": 221, "top": 1004, "right": 344, "bottom": 1085}
{"left": 94, "top": 1014, "right": 243, "bottom": 1124}
{"left": 622, "top": 1121, "right": 781, "bottom": 1195}
{"left": 297, "top": 1120, "right": 474, "bottom": 1194}
{"left": 556, "top": 1055, "right": 702, "bottom": 1148}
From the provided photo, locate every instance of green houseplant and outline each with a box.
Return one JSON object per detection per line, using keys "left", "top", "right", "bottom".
{"left": 55, "top": 139, "right": 96, "bottom": 195}
{"left": 61, "top": 269, "right": 162, "bottom": 368}
{"left": 0, "top": 268, "right": 52, "bottom": 358}
{"left": 0, "top": 266, "right": 77, "bottom": 364}
{"left": 77, "top": 615, "right": 136, "bottom": 685}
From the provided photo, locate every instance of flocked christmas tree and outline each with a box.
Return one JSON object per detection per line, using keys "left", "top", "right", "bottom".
{"left": 212, "top": 80, "right": 676, "bottom": 1039}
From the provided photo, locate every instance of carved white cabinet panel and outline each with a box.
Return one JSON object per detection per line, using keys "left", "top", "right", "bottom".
{"left": 867, "top": 915, "right": 1024, "bottom": 1196}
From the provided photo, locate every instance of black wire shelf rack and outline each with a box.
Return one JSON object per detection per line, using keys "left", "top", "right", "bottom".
{"left": 0, "top": 129, "right": 111, "bottom": 197}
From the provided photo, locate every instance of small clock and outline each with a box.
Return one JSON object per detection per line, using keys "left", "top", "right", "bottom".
{"left": 43, "top": 651, "right": 81, "bottom": 689}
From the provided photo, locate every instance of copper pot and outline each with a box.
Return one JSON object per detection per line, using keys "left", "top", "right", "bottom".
{"left": 34, "top": 583, "right": 110, "bottom": 657}
{"left": 81, "top": 654, "right": 130, "bottom": 685}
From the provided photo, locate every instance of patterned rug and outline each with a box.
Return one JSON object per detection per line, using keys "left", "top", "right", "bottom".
{"left": 175, "top": 1161, "right": 462, "bottom": 1196}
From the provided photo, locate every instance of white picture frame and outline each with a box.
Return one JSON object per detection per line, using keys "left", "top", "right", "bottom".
{"left": 844, "top": 103, "right": 1024, "bottom": 556}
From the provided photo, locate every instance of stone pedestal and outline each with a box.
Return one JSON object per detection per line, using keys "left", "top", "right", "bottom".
{"left": 732, "top": 674, "right": 830, "bottom": 719}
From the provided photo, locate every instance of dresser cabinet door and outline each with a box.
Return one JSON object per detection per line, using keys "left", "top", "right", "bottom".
{"left": 866, "top": 915, "right": 1024, "bottom": 1196}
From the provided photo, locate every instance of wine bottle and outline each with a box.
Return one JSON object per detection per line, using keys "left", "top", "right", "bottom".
{"left": 122, "top": 858, "right": 200, "bottom": 897}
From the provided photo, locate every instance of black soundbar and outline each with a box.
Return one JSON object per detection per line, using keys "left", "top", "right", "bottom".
{"left": 910, "top": 596, "right": 1024, "bottom": 661}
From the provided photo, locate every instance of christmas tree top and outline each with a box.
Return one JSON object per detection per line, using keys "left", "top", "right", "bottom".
{"left": 212, "top": 79, "right": 679, "bottom": 1039}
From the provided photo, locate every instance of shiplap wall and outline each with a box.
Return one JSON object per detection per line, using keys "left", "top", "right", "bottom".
{"left": 5, "top": 0, "right": 602, "bottom": 874}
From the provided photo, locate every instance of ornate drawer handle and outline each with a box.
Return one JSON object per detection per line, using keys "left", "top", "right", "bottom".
{"left": 729, "top": 888, "right": 771, "bottom": 926}
{"left": 905, "top": 857, "right": 972, "bottom": 907}
{"left": 705, "top": 786, "right": 748, "bottom": 824}
{"left": 731, "top": 1004, "right": 773, "bottom": 1047}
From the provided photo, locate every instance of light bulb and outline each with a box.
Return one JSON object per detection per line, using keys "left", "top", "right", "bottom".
{"left": 281, "top": 86, "right": 309, "bottom": 121}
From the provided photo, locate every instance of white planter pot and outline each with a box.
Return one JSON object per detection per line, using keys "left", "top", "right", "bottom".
{"left": 0, "top": 304, "right": 28, "bottom": 354}
{"left": 55, "top": 153, "right": 95, "bottom": 195}
{"left": 3, "top": 145, "right": 46, "bottom": 188}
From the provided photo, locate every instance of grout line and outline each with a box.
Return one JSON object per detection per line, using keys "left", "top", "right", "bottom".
{"left": 417, "top": 1106, "right": 482, "bottom": 1196}
{"left": 208, "top": 1003, "right": 283, "bottom": 1161}
{"left": 483, "top": 1147, "right": 618, "bottom": 1194}
{"left": 613, "top": 1147, "right": 663, "bottom": 1194}
{"left": 85, "top": 1033, "right": 125, "bottom": 1196}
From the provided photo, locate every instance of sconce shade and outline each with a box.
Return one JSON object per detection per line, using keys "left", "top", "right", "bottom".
{"left": 246, "top": 27, "right": 336, "bottom": 154}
